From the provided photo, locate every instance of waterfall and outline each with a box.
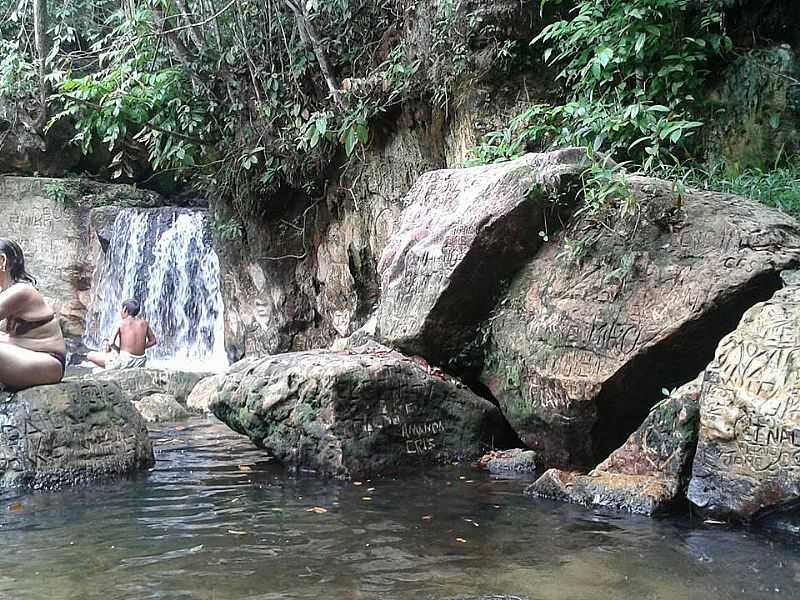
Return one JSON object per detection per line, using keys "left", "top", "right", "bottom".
{"left": 83, "top": 208, "right": 228, "bottom": 372}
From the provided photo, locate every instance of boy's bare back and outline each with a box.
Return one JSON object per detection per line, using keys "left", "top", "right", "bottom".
{"left": 114, "top": 318, "right": 156, "bottom": 356}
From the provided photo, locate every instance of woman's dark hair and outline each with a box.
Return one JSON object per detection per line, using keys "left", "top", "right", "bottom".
{"left": 0, "top": 239, "right": 36, "bottom": 285}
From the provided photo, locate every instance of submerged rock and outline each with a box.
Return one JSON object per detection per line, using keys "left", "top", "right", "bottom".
{"left": 688, "top": 285, "right": 800, "bottom": 520}
{"left": 375, "top": 148, "right": 585, "bottom": 365}
{"left": 210, "top": 345, "right": 517, "bottom": 478}
{"left": 134, "top": 393, "right": 190, "bottom": 423}
{"left": 0, "top": 380, "right": 153, "bottom": 489}
{"left": 482, "top": 177, "right": 800, "bottom": 468}
{"left": 527, "top": 377, "right": 701, "bottom": 515}
{"left": 479, "top": 448, "right": 537, "bottom": 474}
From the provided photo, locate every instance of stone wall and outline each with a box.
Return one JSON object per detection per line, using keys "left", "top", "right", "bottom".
{"left": 0, "top": 177, "right": 94, "bottom": 337}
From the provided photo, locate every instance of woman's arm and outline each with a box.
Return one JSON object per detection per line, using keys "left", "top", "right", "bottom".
{"left": 0, "top": 284, "right": 30, "bottom": 321}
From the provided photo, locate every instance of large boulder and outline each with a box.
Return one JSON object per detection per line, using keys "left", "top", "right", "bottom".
{"left": 687, "top": 284, "right": 800, "bottom": 520}
{"left": 375, "top": 148, "right": 585, "bottom": 365}
{"left": 210, "top": 345, "right": 517, "bottom": 477}
{"left": 527, "top": 377, "right": 701, "bottom": 515}
{"left": 481, "top": 177, "right": 800, "bottom": 468}
{"left": 0, "top": 379, "right": 153, "bottom": 489}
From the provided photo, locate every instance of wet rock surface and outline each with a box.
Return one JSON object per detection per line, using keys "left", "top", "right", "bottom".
{"left": 186, "top": 375, "right": 222, "bottom": 413}
{"left": 134, "top": 393, "right": 190, "bottom": 423}
{"left": 0, "top": 380, "right": 153, "bottom": 489}
{"left": 479, "top": 448, "right": 537, "bottom": 474}
{"left": 481, "top": 177, "right": 800, "bottom": 468}
{"left": 688, "top": 284, "right": 800, "bottom": 520}
{"left": 375, "top": 149, "right": 584, "bottom": 365}
{"left": 86, "top": 369, "right": 208, "bottom": 405}
{"left": 527, "top": 377, "right": 701, "bottom": 515}
{"left": 210, "top": 345, "right": 517, "bottom": 478}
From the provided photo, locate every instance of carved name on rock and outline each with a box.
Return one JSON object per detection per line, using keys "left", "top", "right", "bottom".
{"left": 481, "top": 177, "right": 800, "bottom": 468}
{"left": 0, "top": 380, "right": 153, "bottom": 489}
{"left": 376, "top": 149, "right": 586, "bottom": 363}
{"left": 527, "top": 377, "right": 701, "bottom": 515}
{"left": 210, "top": 345, "right": 517, "bottom": 478}
{"left": 688, "top": 285, "right": 800, "bottom": 519}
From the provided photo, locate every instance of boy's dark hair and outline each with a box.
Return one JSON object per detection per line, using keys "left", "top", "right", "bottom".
{"left": 122, "top": 299, "right": 141, "bottom": 317}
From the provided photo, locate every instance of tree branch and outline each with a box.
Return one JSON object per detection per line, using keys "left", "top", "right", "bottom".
{"left": 282, "top": 0, "right": 344, "bottom": 107}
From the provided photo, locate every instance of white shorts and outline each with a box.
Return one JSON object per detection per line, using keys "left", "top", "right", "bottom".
{"left": 106, "top": 351, "right": 147, "bottom": 370}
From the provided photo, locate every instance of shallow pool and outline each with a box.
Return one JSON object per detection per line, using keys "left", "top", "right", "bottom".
{"left": 1, "top": 418, "right": 797, "bottom": 600}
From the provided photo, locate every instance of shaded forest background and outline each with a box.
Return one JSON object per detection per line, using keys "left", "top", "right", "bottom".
{"left": 1, "top": 0, "right": 799, "bottom": 234}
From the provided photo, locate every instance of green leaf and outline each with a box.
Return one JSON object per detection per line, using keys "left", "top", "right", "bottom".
{"left": 634, "top": 33, "right": 647, "bottom": 54}
{"left": 343, "top": 128, "right": 357, "bottom": 156}
{"left": 355, "top": 123, "right": 369, "bottom": 144}
{"left": 596, "top": 47, "right": 613, "bottom": 67}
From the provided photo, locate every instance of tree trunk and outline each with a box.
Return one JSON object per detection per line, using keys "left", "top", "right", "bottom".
{"left": 33, "top": 0, "right": 50, "bottom": 130}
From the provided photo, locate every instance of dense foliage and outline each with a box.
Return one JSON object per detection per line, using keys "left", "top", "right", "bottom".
{"left": 467, "top": 0, "right": 800, "bottom": 256}
{"left": 0, "top": 0, "right": 519, "bottom": 230}
{"left": 1, "top": 0, "right": 797, "bottom": 243}
{"left": 471, "top": 0, "right": 731, "bottom": 167}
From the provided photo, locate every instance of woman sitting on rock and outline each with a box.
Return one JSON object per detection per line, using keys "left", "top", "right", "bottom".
{"left": 0, "top": 239, "right": 66, "bottom": 389}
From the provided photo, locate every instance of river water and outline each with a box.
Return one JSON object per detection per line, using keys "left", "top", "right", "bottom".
{"left": 1, "top": 417, "right": 797, "bottom": 600}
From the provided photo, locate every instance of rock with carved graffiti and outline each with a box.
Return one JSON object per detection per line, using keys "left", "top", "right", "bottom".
{"left": 0, "top": 379, "right": 154, "bottom": 489}
{"left": 375, "top": 148, "right": 586, "bottom": 365}
{"left": 526, "top": 376, "right": 701, "bottom": 515}
{"left": 481, "top": 176, "right": 800, "bottom": 469}
{"left": 209, "top": 344, "right": 518, "bottom": 478}
{"left": 688, "top": 284, "right": 800, "bottom": 520}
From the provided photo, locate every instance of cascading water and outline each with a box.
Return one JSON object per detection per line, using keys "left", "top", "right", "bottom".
{"left": 83, "top": 208, "right": 228, "bottom": 371}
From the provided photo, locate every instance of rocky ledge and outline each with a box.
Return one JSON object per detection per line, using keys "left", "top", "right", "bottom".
{"left": 0, "top": 379, "right": 153, "bottom": 489}
{"left": 527, "top": 377, "right": 700, "bottom": 515}
{"left": 81, "top": 369, "right": 211, "bottom": 423}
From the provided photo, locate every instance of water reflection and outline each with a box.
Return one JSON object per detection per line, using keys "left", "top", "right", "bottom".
{"left": 0, "top": 418, "right": 796, "bottom": 600}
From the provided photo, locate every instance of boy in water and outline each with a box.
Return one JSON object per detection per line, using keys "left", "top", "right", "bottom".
{"left": 87, "top": 299, "right": 157, "bottom": 370}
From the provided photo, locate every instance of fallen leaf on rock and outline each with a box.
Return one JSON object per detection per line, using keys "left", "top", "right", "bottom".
{"left": 7, "top": 502, "right": 23, "bottom": 512}
{"left": 306, "top": 507, "right": 328, "bottom": 514}
{"left": 238, "top": 465, "right": 253, "bottom": 472}
{"left": 227, "top": 530, "right": 248, "bottom": 535}
{"left": 175, "top": 426, "right": 186, "bottom": 432}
